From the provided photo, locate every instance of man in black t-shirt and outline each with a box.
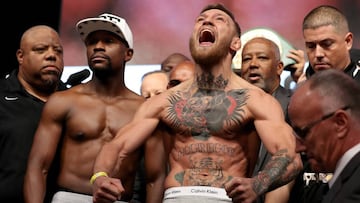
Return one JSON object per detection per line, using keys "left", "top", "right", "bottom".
{"left": 0, "top": 25, "right": 65, "bottom": 203}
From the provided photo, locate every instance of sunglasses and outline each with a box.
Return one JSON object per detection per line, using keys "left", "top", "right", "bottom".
{"left": 292, "top": 106, "right": 349, "bottom": 140}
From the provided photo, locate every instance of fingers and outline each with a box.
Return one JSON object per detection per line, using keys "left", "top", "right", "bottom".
{"left": 286, "top": 49, "right": 307, "bottom": 82}
{"left": 93, "top": 177, "right": 124, "bottom": 203}
{"left": 287, "top": 49, "right": 305, "bottom": 65}
{"left": 225, "top": 178, "right": 246, "bottom": 197}
{"left": 224, "top": 177, "right": 257, "bottom": 203}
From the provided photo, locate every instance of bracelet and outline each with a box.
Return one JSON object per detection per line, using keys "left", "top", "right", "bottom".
{"left": 90, "top": 171, "right": 108, "bottom": 184}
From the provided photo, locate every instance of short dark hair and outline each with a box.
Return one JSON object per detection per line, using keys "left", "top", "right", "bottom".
{"left": 201, "top": 3, "right": 241, "bottom": 37}
{"left": 303, "top": 5, "right": 349, "bottom": 34}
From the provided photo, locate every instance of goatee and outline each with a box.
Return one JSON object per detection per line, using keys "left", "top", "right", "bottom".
{"left": 189, "top": 37, "right": 229, "bottom": 67}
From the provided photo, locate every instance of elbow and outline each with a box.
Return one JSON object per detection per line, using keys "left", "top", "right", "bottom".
{"left": 294, "top": 153, "right": 304, "bottom": 175}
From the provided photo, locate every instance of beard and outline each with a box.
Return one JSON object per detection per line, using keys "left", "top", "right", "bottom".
{"left": 189, "top": 35, "right": 230, "bottom": 67}
{"left": 33, "top": 74, "right": 60, "bottom": 94}
{"left": 90, "top": 60, "right": 115, "bottom": 80}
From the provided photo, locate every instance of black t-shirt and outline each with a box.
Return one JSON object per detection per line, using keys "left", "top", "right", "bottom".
{"left": 0, "top": 69, "right": 65, "bottom": 203}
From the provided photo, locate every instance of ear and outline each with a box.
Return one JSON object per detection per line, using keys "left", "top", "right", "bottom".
{"left": 345, "top": 32, "right": 353, "bottom": 51}
{"left": 124, "top": 48, "right": 134, "bottom": 62}
{"left": 16, "top": 49, "right": 24, "bottom": 65}
{"left": 335, "top": 110, "right": 350, "bottom": 139}
{"left": 277, "top": 61, "right": 284, "bottom": 76}
{"left": 231, "top": 37, "right": 241, "bottom": 52}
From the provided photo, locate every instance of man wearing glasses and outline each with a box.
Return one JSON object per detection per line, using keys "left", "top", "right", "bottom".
{"left": 288, "top": 69, "right": 360, "bottom": 202}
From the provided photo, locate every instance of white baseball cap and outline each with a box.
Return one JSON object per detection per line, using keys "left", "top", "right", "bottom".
{"left": 76, "top": 13, "right": 133, "bottom": 49}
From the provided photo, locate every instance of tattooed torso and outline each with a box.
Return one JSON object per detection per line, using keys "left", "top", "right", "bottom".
{"left": 162, "top": 74, "right": 261, "bottom": 188}
{"left": 167, "top": 88, "right": 248, "bottom": 139}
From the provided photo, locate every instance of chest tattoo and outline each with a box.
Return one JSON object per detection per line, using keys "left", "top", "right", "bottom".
{"left": 167, "top": 88, "right": 249, "bottom": 140}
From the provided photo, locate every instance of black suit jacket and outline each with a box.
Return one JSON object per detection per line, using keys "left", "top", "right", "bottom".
{"left": 322, "top": 151, "right": 360, "bottom": 203}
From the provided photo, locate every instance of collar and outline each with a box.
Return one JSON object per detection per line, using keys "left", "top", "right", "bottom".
{"left": 306, "top": 61, "right": 356, "bottom": 78}
{"left": 343, "top": 60, "right": 357, "bottom": 76}
{"left": 328, "top": 142, "right": 360, "bottom": 188}
{"left": 2, "top": 69, "right": 27, "bottom": 94}
{"left": 1, "top": 69, "right": 68, "bottom": 96}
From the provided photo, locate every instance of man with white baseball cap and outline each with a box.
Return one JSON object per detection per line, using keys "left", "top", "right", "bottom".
{"left": 77, "top": 13, "right": 133, "bottom": 49}
{"left": 23, "top": 13, "right": 149, "bottom": 203}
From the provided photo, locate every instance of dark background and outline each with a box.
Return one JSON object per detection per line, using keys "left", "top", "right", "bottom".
{"left": 4, "top": 0, "right": 62, "bottom": 78}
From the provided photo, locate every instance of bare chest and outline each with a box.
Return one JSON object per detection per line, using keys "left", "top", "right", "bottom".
{"left": 165, "top": 89, "right": 250, "bottom": 140}
{"left": 65, "top": 97, "right": 138, "bottom": 140}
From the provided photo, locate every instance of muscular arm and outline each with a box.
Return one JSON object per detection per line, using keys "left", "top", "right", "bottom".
{"left": 251, "top": 91, "right": 302, "bottom": 194}
{"left": 225, "top": 90, "right": 302, "bottom": 202}
{"left": 23, "top": 93, "right": 66, "bottom": 203}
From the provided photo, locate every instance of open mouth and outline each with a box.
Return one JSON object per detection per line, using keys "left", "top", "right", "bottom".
{"left": 199, "top": 29, "right": 215, "bottom": 45}
{"left": 248, "top": 73, "right": 261, "bottom": 81}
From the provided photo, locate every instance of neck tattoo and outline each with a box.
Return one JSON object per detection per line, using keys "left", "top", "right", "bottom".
{"left": 196, "top": 73, "right": 229, "bottom": 90}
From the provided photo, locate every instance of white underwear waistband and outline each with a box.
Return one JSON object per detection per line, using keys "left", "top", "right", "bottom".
{"left": 164, "top": 186, "right": 232, "bottom": 201}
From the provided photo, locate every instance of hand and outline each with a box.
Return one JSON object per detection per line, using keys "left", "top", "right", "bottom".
{"left": 224, "top": 177, "right": 258, "bottom": 203}
{"left": 287, "top": 49, "right": 306, "bottom": 83}
{"left": 92, "top": 176, "right": 124, "bottom": 203}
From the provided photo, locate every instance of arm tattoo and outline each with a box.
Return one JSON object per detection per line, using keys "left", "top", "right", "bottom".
{"left": 252, "top": 149, "right": 296, "bottom": 195}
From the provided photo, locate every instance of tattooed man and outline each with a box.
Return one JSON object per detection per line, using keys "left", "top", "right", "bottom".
{"left": 91, "top": 3, "right": 303, "bottom": 203}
